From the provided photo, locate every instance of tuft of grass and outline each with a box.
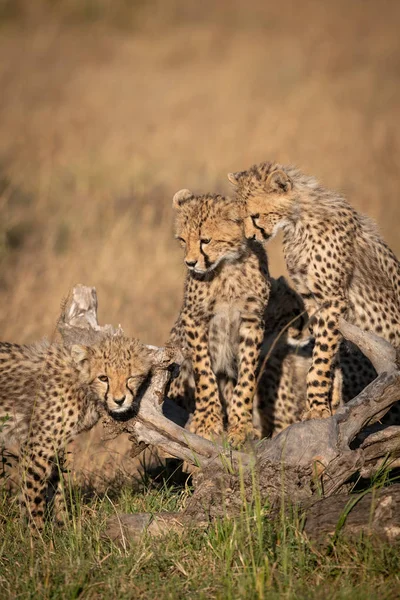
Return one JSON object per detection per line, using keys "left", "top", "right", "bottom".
{"left": 0, "top": 467, "right": 399, "bottom": 599}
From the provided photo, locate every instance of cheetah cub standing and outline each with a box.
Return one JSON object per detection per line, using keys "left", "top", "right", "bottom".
{"left": 257, "top": 276, "right": 377, "bottom": 437}
{"left": 0, "top": 335, "right": 152, "bottom": 530}
{"left": 168, "top": 189, "right": 270, "bottom": 446}
{"left": 228, "top": 162, "right": 400, "bottom": 420}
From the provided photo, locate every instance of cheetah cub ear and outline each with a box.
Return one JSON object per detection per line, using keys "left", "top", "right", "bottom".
{"left": 71, "top": 344, "right": 91, "bottom": 372}
{"left": 172, "top": 189, "right": 193, "bottom": 209}
{"left": 227, "top": 172, "right": 239, "bottom": 186}
{"left": 266, "top": 170, "right": 293, "bottom": 193}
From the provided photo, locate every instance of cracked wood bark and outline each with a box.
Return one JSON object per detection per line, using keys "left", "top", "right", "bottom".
{"left": 338, "top": 317, "right": 398, "bottom": 375}
{"left": 59, "top": 285, "right": 400, "bottom": 542}
{"left": 303, "top": 483, "right": 400, "bottom": 545}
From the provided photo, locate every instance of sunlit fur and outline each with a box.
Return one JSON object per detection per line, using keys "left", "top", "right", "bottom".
{"left": 256, "top": 277, "right": 377, "bottom": 437}
{"left": 169, "top": 274, "right": 378, "bottom": 439}
{"left": 170, "top": 190, "right": 270, "bottom": 446}
{"left": 72, "top": 335, "right": 152, "bottom": 416}
{"left": 228, "top": 161, "right": 318, "bottom": 242}
{"left": 0, "top": 334, "right": 152, "bottom": 529}
{"left": 229, "top": 161, "right": 400, "bottom": 420}
{"left": 174, "top": 192, "right": 246, "bottom": 275}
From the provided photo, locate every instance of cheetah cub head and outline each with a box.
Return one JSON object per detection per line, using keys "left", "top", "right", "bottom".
{"left": 172, "top": 189, "right": 245, "bottom": 276}
{"left": 228, "top": 161, "right": 296, "bottom": 243}
{"left": 71, "top": 335, "right": 153, "bottom": 418}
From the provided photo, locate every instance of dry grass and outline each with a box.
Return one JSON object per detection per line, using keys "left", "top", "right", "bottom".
{"left": 1, "top": 477, "right": 398, "bottom": 599}
{"left": 0, "top": 0, "right": 399, "bottom": 478}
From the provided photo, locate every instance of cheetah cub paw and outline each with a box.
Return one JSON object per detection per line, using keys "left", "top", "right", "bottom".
{"left": 301, "top": 406, "right": 332, "bottom": 421}
{"left": 189, "top": 415, "right": 224, "bottom": 441}
{"left": 227, "top": 422, "right": 257, "bottom": 449}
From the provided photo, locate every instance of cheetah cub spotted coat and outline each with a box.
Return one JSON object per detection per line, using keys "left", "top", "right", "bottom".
{"left": 228, "top": 162, "right": 400, "bottom": 420}
{"left": 257, "top": 277, "right": 377, "bottom": 436}
{"left": 168, "top": 189, "right": 270, "bottom": 445}
{"left": 0, "top": 335, "right": 152, "bottom": 530}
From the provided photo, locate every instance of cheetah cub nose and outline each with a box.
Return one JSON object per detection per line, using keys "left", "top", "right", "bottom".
{"left": 185, "top": 260, "right": 197, "bottom": 268}
{"left": 114, "top": 396, "right": 126, "bottom": 406}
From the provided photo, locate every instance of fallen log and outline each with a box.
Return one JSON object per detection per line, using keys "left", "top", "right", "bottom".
{"left": 303, "top": 482, "right": 400, "bottom": 545}
{"left": 59, "top": 285, "right": 400, "bottom": 544}
{"left": 104, "top": 483, "right": 400, "bottom": 546}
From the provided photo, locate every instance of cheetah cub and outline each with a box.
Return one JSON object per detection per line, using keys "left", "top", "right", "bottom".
{"left": 228, "top": 162, "right": 400, "bottom": 420}
{"left": 168, "top": 189, "right": 270, "bottom": 446}
{"left": 257, "top": 277, "right": 376, "bottom": 437}
{"left": 0, "top": 335, "right": 152, "bottom": 530}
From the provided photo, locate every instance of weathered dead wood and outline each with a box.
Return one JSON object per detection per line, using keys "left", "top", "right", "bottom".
{"left": 60, "top": 285, "right": 400, "bottom": 542}
{"left": 259, "top": 371, "right": 400, "bottom": 471}
{"left": 103, "top": 484, "right": 400, "bottom": 545}
{"left": 303, "top": 483, "right": 400, "bottom": 545}
{"left": 359, "top": 426, "right": 400, "bottom": 478}
{"left": 59, "top": 285, "right": 400, "bottom": 480}
{"left": 335, "top": 372, "right": 400, "bottom": 447}
{"left": 59, "top": 284, "right": 121, "bottom": 346}
{"left": 338, "top": 317, "right": 398, "bottom": 375}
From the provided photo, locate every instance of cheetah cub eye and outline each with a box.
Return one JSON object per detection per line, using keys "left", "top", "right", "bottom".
{"left": 98, "top": 375, "right": 109, "bottom": 383}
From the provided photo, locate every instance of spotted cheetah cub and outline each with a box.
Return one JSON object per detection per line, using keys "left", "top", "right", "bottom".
{"left": 228, "top": 162, "right": 400, "bottom": 420}
{"left": 257, "top": 277, "right": 377, "bottom": 436}
{"left": 169, "top": 189, "right": 270, "bottom": 445}
{"left": 0, "top": 335, "right": 152, "bottom": 530}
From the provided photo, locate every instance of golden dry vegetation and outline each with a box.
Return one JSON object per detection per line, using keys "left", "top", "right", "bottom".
{"left": 0, "top": 0, "right": 399, "bottom": 481}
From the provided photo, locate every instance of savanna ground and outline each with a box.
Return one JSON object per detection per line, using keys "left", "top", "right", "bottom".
{"left": 1, "top": 471, "right": 400, "bottom": 599}
{"left": 0, "top": 1, "right": 399, "bottom": 597}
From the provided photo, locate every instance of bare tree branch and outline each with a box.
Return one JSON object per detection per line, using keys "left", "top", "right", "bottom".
{"left": 335, "top": 372, "right": 400, "bottom": 447}
{"left": 359, "top": 425, "right": 400, "bottom": 478}
{"left": 338, "top": 317, "right": 397, "bottom": 374}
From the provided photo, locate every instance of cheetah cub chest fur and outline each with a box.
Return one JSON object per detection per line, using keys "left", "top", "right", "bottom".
{"left": 168, "top": 189, "right": 270, "bottom": 446}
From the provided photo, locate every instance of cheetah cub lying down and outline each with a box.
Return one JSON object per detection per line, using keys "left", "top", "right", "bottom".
{"left": 0, "top": 335, "right": 152, "bottom": 530}
{"left": 168, "top": 189, "right": 270, "bottom": 446}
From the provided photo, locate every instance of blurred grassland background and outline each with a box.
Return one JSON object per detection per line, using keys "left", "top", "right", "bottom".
{"left": 0, "top": 0, "right": 399, "bottom": 482}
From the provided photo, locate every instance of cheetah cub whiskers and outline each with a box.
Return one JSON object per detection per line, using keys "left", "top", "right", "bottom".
{"left": 0, "top": 335, "right": 152, "bottom": 530}
{"left": 168, "top": 189, "right": 270, "bottom": 446}
{"left": 228, "top": 161, "right": 400, "bottom": 421}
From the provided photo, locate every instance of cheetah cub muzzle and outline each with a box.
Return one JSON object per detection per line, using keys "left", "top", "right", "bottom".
{"left": 0, "top": 335, "right": 153, "bottom": 531}
{"left": 168, "top": 189, "right": 271, "bottom": 447}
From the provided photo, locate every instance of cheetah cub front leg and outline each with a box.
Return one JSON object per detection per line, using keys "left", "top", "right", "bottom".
{"left": 302, "top": 297, "right": 347, "bottom": 421}
{"left": 227, "top": 312, "right": 264, "bottom": 446}
{"left": 185, "top": 316, "right": 224, "bottom": 439}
